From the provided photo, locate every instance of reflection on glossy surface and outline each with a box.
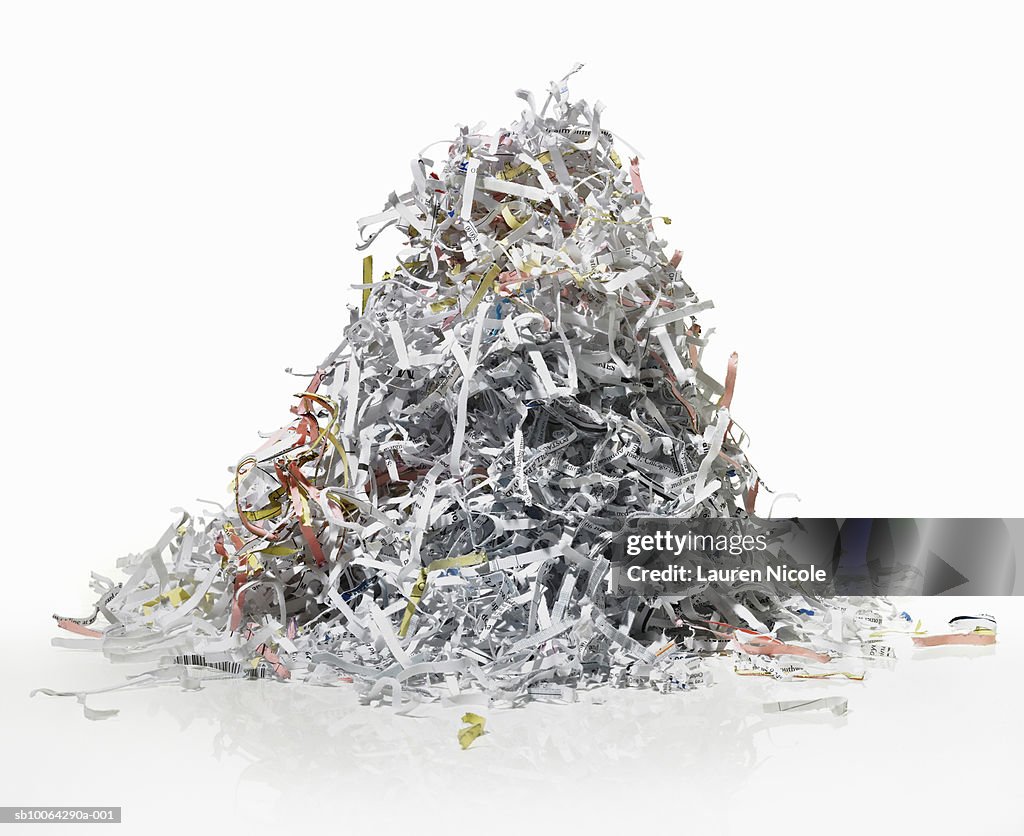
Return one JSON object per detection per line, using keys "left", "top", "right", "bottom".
{"left": 14, "top": 597, "right": 1020, "bottom": 834}
{"left": 911, "top": 644, "right": 998, "bottom": 661}
{"left": 146, "top": 656, "right": 854, "bottom": 811}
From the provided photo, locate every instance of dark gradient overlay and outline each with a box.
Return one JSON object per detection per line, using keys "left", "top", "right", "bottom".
{"left": 603, "top": 518, "right": 1020, "bottom": 597}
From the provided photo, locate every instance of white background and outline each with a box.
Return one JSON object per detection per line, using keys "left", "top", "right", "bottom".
{"left": 1, "top": 2, "right": 1022, "bottom": 834}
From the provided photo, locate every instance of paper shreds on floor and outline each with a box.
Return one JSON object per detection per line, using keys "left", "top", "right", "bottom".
{"left": 911, "top": 614, "right": 997, "bottom": 647}
{"left": 458, "top": 713, "right": 487, "bottom": 749}
{"left": 764, "top": 697, "right": 848, "bottom": 717}
{"left": 44, "top": 68, "right": 988, "bottom": 719}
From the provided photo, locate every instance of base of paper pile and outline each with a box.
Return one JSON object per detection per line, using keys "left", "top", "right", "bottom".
{"left": 17, "top": 596, "right": 1018, "bottom": 836}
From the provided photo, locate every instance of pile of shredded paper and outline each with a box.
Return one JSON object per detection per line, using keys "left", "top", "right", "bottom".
{"left": 46, "top": 69, "right": 994, "bottom": 718}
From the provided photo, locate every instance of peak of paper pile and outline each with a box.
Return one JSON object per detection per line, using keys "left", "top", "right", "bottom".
{"left": 47, "top": 70, "right": 990, "bottom": 718}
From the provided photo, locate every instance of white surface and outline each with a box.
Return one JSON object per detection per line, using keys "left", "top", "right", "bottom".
{"left": 9, "top": 597, "right": 1022, "bottom": 835}
{"left": 2, "top": 2, "right": 1023, "bottom": 834}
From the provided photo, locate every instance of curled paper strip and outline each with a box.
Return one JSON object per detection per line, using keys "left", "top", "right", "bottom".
{"left": 458, "top": 712, "right": 487, "bottom": 749}
{"left": 41, "top": 70, "right": 995, "bottom": 718}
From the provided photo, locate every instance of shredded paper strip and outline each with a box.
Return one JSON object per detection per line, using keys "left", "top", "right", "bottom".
{"left": 43, "top": 69, "right": 995, "bottom": 721}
